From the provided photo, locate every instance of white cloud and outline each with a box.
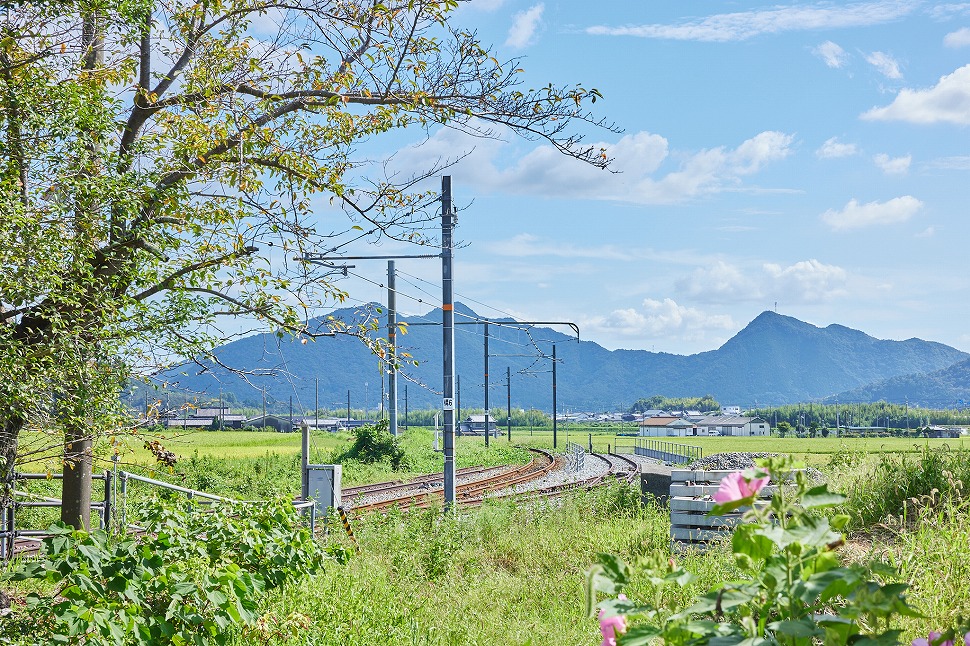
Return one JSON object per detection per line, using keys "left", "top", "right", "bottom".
{"left": 944, "top": 27, "right": 970, "bottom": 47}
{"left": 873, "top": 153, "right": 911, "bottom": 174}
{"left": 676, "top": 259, "right": 847, "bottom": 304}
{"left": 814, "top": 41, "right": 848, "bottom": 68}
{"left": 484, "top": 233, "right": 634, "bottom": 260}
{"left": 916, "top": 226, "right": 936, "bottom": 237}
{"left": 926, "top": 155, "right": 970, "bottom": 170}
{"left": 865, "top": 51, "right": 903, "bottom": 78}
{"left": 821, "top": 196, "right": 923, "bottom": 230}
{"left": 585, "top": 1, "right": 916, "bottom": 42}
{"left": 389, "top": 126, "right": 794, "bottom": 205}
{"left": 929, "top": 5, "right": 970, "bottom": 20}
{"left": 677, "top": 261, "right": 758, "bottom": 302}
{"left": 816, "top": 136, "right": 859, "bottom": 158}
{"left": 593, "top": 299, "right": 735, "bottom": 339}
{"left": 861, "top": 64, "right": 970, "bottom": 124}
{"left": 762, "top": 260, "right": 848, "bottom": 301}
{"left": 505, "top": 4, "right": 544, "bottom": 49}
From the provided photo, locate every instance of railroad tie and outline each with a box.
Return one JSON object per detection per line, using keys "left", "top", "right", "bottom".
{"left": 336, "top": 506, "right": 361, "bottom": 553}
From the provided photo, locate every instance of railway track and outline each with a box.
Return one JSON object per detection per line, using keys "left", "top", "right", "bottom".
{"left": 348, "top": 450, "right": 639, "bottom": 514}
{"left": 341, "top": 464, "right": 509, "bottom": 501}
{"left": 459, "top": 451, "right": 640, "bottom": 507}
{"left": 346, "top": 448, "right": 558, "bottom": 513}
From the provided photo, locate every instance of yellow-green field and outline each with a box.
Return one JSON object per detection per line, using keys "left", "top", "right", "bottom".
{"left": 17, "top": 425, "right": 965, "bottom": 473}
{"left": 112, "top": 429, "right": 970, "bottom": 466}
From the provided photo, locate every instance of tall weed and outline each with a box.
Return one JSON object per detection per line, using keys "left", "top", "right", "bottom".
{"left": 839, "top": 445, "right": 970, "bottom": 528}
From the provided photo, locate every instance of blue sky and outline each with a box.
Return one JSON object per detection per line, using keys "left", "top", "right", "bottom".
{"left": 327, "top": 1, "right": 970, "bottom": 356}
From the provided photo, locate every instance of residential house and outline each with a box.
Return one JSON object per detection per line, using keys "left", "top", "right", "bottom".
{"left": 458, "top": 414, "right": 498, "bottom": 436}
{"left": 695, "top": 415, "right": 770, "bottom": 437}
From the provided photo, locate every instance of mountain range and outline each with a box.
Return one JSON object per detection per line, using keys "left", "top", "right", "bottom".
{"left": 153, "top": 306, "right": 970, "bottom": 413}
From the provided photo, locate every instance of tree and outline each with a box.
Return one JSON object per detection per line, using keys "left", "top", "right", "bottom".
{"left": 0, "top": 0, "right": 615, "bottom": 524}
{"left": 776, "top": 421, "right": 792, "bottom": 438}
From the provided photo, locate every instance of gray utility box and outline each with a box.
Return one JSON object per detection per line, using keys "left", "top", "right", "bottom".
{"left": 306, "top": 464, "right": 342, "bottom": 517}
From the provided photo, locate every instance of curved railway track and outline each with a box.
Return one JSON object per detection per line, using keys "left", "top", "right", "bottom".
{"left": 460, "top": 451, "right": 640, "bottom": 507}
{"left": 348, "top": 450, "right": 639, "bottom": 514}
{"left": 345, "top": 448, "right": 558, "bottom": 513}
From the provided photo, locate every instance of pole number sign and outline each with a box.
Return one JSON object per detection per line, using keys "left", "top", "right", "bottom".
{"left": 442, "top": 398, "right": 455, "bottom": 411}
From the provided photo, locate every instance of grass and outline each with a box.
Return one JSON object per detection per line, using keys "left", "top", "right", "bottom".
{"left": 8, "top": 427, "right": 970, "bottom": 644}
{"left": 247, "top": 484, "right": 737, "bottom": 646}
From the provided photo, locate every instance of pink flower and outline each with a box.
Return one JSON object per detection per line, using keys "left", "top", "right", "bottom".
{"left": 965, "top": 632, "right": 970, "bottom": 646}
{"left": 598, "top": 609, "right": 627, "bottom": 646}
{"left": 599, "top": 597, "right": 628, "bottom": 646}
{"left": 712, "top": 470, "right": 769, "bottom": 504}
{"left": 913, "top": 632, "right": 954, "bottom": 646}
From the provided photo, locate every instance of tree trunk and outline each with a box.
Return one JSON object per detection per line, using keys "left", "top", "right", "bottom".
{"left": 57, "top": 10, "right": 104, "bottom": 531}
{"left": 60, "top": 426, "right": 93, "bottom": 530}
{"left": 0, "top": 416, "right": 22, "bottom": 508}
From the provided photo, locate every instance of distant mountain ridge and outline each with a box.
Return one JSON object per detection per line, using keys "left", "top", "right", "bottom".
{"left": 826, "top": 356, "right": 970, "bottom": 407}
{"left": 155, "top": 307, "right": 969, "bottom": 412}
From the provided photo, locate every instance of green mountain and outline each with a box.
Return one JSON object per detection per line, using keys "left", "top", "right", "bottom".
{"left": 151, "top": 307, "right": 968, "bottom": 412}
{"left": 826, "top": 357, "right": 970, "bottom": 408}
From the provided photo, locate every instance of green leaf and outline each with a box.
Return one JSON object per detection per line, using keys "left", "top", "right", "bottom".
{"left": 767, "top": 618, "right": 823, "bottom": 638}
{"left": 206, "top": 589, "right": 228, "bottom": 607}
{"left": 618, "top": 624, "right": 662, "bottom": 646}
{"left": 799, "top": 484, "right": 846, "bottom": 509}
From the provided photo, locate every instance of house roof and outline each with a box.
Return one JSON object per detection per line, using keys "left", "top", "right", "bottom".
{"left": 165, "top": 419, "right": 216, "bottom": 427}
{"left": 638, "top": 416, "right": 680, "bottom": 427}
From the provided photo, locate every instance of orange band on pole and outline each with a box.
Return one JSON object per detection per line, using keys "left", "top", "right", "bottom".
{"left": 442, "top": 304, "right": 453, "bottom": 311}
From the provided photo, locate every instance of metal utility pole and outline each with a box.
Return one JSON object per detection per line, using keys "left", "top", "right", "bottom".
{"left": 346, "top": 390, "right": 351, "bottom": 425}
{"left": 484, "top": 321, "right": 490, "bottom": 447}
{"left": 315, "top": 377, "right": 319, "bottom": 432}
{"left": 441, "top": 176, "right": 457, "bottom": 508}
{"left": 404, "top": 385, "right": 408, "bottom": 430}
{"left": 552, "top": 343, "right": 558, "bottom": 449}
{"left": 387, "top": 260, "right": 398, "bottom": 436}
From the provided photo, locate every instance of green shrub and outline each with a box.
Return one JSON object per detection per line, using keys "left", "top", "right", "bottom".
{"left": 340, "top": 420, "right": 408, "bottom": 470}
{"left": 2, "top": 498, "right": 326, "bottom": 645}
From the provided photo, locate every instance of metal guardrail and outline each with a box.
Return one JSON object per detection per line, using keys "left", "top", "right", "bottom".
{"left": 565, "top": 442, "right": 585, "bottom": 472}
{"left": 621, "top": 438, "right": 703, "bottom": 465}
{"left": 2, "top": 469, "right": 318, "bottom": 561}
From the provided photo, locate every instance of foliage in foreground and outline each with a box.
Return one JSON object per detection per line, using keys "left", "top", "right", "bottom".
{"left": 255, "top": 482, "right": 697, "bottom": 645}
{"left": 588, "top": 457, "right": 946, "bottom": 645}
{"left": 1, "top": 499, "right": 326, "bottom": 645}
{"left": 838, "top": 445, "right": 970, "bottom": 529}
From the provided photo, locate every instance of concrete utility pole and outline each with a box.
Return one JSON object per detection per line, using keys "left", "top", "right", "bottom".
{"left": 552, "top": 344, "right": 558, "bottom": 449}
{"left": 506, "top": 366, "right": 512, "bottom": 441}
{"left": 387, "top": 260, "right": 398, "bottom": 436}
{"left": 301, "top": 420, "right": 309, "bottom": 499}
{"left": 441, "top": 176, "right": 457, "bottom": 507}
{"left": 484, "top": 321, "right": 490, "bottom": 447}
